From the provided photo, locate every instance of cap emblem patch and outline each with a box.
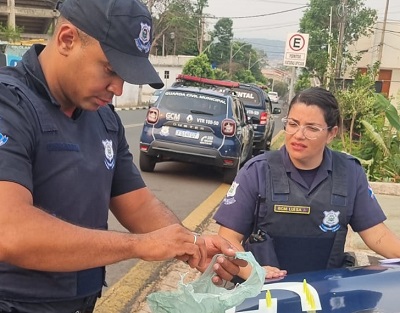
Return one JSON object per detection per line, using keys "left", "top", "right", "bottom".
{"left": 135, "top": 22, "right": 151, "bottom": 53}
{"left": 0, "top": 132, "right": 8, "bottom": 147}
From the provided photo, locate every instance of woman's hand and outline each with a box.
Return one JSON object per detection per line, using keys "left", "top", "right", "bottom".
{"left": 263, "top": 265, "right": 287, "bottom": 279}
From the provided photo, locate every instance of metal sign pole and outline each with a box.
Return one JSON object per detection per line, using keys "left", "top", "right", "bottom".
{"left": 288, "top": 67, "right": 296, "bottom": 103}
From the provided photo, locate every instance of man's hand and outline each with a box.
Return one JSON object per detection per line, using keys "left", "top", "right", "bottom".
{"left": 137, "top": 224, "right": 207, "bottom": 268}
{"left": 198, "top": 235, "right": 247, "bottom": 285}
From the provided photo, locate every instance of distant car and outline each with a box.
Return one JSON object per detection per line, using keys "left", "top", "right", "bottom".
{"left": 139, "top": 86, "right": 254, "bottom": 184}
{"left": 148, "top": 89, "right": 164, "bottom": 107}
{"left": 174, "top": 75, "right": 281, "bottom": 155}
{"left": 228, "top": 264, "right": 400, "bottom": 313}
{"left": 268, "top": 91, "right": 279, "bottom": 103}
{"left": 233, "top": 84, "right": 280, "bottom": 155}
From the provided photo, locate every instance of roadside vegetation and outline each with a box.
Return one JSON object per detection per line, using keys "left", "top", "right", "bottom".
{"left": 332, "top": 66, "right": 400, "bottom": 182}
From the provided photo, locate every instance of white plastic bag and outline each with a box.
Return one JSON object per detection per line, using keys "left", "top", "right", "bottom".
{"left": 147, "top": 252, "right": 265, "bottom": 313}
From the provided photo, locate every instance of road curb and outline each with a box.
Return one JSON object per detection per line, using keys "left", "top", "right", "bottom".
{"left": 114, "top": 106, "right": 148, "bottom": 111}
{"left": 370, "top": 182, "right": 400, "bottom": 196}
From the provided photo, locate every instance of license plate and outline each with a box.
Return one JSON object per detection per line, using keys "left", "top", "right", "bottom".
{"left": 175, "top": 129, "right": 200, "bottom": 139}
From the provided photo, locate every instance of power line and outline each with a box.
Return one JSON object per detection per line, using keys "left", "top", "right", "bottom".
{"left": 233, "top": 22, "right": 299, "bottom": 32}
{"left": 206, "top": 5, "right": 309, "bottom": 20}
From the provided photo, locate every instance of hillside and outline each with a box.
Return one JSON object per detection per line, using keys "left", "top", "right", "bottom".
{"left": 239, "top": 38, "right": 285, "bottom": 65}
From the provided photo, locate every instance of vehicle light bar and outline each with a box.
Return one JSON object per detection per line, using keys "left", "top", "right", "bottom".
{"left": 176, "top": 74, "right": 240, "bottom": 88}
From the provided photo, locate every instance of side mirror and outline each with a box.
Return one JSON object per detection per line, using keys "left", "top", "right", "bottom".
{"left": 272, "top": 108, "right": 281, "bottom": 114}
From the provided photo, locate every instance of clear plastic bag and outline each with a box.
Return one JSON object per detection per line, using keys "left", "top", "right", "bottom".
{"left": 147, "top": 252, "right": 265, "bottom": 313}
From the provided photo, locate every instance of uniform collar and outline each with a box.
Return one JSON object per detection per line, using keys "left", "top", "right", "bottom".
{"left": 21, "top": 44, "right": 60, "bottom": 108}
{"left": 280, "top": 145, "right": 333, "bottom": 173}
{"left": 280, "top": 146, "right": 333, "bottom": 190}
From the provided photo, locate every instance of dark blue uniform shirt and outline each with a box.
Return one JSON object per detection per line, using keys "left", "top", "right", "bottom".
{"left": 214, "top": 146, "right": 386, "bottom": 270}
{"left": 0, "top": 45, "right": 145, "bottom": 301}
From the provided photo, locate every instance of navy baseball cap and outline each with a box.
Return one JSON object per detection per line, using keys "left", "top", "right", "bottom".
{"left": 57, "top": 0, "right": 164, "bottom": 89}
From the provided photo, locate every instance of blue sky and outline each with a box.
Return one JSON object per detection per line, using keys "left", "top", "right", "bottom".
{"left": 205, "top": 0, "right": 400, "bottom": 42}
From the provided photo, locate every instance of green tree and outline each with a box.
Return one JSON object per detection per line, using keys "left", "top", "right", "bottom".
{"left": 182, "top": 53, "right": 214, "bottom": 78}
{"left": 294, "top": 72, "right": 312, "bottom": 93}
{"left": 334, "top": 68, "right": 376, "bottom": 154}
{"left": 299, "top": 0, "right": 376, "bottom": 87}
{"left": 0, "top": 24, "right": 22, "bottom": 42}
{"left": 233, "top": 69, "right": 256, "bottom": 84}
{"left": 273, "top": 81, "right": 289, "bottom": 99}
{"left": 207, "top": 18, "right": 233, "bottom": 67}
{"left": 330, "top": 64, "right": 400, "bottom": 182}
{"left": 147, "top": 0, "right": 208, "bottom": 56}
{"left": 214, "top": 68, "right": 229, "bottom": 80}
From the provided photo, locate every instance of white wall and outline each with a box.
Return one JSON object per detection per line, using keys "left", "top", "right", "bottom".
{"left": 347, "top": 21, "right": 400, "bottom": 103}
{"left": 112, "top": 55, "right": 195, "bottom": 108}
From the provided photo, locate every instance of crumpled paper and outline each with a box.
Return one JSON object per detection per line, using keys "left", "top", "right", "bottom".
{"left": 147, "top": 252, "right": 265, "bottom": 313}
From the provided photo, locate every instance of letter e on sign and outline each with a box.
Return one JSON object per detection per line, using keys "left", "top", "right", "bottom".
{"left": 284, "top": 33, "right": 309, "bottom": 67}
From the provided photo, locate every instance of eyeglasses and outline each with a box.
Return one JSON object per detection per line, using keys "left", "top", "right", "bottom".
{"left": 281, "top": 117, "right": 331, "bottom": 140}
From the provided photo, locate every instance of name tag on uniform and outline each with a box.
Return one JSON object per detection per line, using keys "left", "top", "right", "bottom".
{"left": 274, "top": 205, "right": 311, "bottom": 214}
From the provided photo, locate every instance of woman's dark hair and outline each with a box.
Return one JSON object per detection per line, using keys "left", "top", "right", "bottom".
{"left": 289, "top": 87, "right": 341, "bottom": 128}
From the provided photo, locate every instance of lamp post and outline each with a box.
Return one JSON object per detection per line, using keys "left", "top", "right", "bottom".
{"left": 248, "top": 57, "right": 265, "bottom": 70}
{"left": 229, "top": 42, "right": 250, "bottom": 76}
{"left": 170, "top": 32, "right": 176, "bottom": 55}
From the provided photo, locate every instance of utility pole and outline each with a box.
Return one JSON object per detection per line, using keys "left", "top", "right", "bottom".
{"left": 335, "top": 0, "right": 348, "bottom": 78}
{"left": 199, "top": 15, "right": 205, "bottom": 53}
{"left": 325, "top": 6, "right": 333, "bottom": 89}
{"left": 7, "top": 0, "right": 16, "bottom": 29}
{"left": 288, "top": 67, "right": 296, "bottom": 103}
{"left": 377, "top": 0, "right": 390, "bottom": 68}
{"left": 162, "top": 34, "right": 165, "bottom": 57}
{"left": 229, "top": 43, "right": 233, "bottom": 76}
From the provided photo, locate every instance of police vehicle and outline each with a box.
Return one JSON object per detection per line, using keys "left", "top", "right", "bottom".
{"left": 227, "top": 262, "right": 400, "bottom": 313}
{"left": 139, "top": 85, "right": 254, "bottom": 184}
{"left": 174, "top": 75, "right": 281, "bottom": 155}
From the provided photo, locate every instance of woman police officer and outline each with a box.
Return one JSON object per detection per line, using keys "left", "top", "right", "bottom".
{"left": 214, "top": 87, "right": 400, "bottom": 280}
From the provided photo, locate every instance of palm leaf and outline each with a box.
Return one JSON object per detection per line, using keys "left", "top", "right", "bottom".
{"left": 374, "top": 93, "right": 400, "bottom": 131}
{"left": 361, "top": 120, "right": 390, "bottom": 157}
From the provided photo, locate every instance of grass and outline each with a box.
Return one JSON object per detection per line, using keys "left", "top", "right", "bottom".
{"left": 271, "top": 130, "right": 285, "bottom": 150}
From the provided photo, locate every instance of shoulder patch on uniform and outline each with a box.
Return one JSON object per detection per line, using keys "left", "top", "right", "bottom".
{"left": 368, "top": 184, "right": 376, "bottom": 200}
{"left": 0, "top": 132, "right": 9, "bottom": 147}
{"left": 227, "top": 182, "right": 239, "bottom": 197}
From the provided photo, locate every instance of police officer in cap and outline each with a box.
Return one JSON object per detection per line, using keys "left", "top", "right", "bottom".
{"left": 0, "top": 0, "right": 244, "bottom": 312}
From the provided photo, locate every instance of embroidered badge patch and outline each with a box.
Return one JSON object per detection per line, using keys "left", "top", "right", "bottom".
{"left": 0, "top": 132, "right": 8, "bottom": 147}
{"left": 319, "top": 210, "right": 341, "bottom": 232}
{"left": 102, "top": 140, "right": 115, "bottom": 170}
{"left": 135, "top": 22, "right": 151, "bottom": 53}
{"left": 227, "top": 182, "right": 239, "bottom": 197}
{"left": 223, "top": 182, "right": 239, "bottom": 205}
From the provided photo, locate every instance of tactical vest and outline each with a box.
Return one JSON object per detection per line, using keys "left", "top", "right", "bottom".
{"left": 0, "top": 75, "right": 118, "bottom": 301}
{"left": 246, "top": 150, "right": 351, "bottom": 274}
